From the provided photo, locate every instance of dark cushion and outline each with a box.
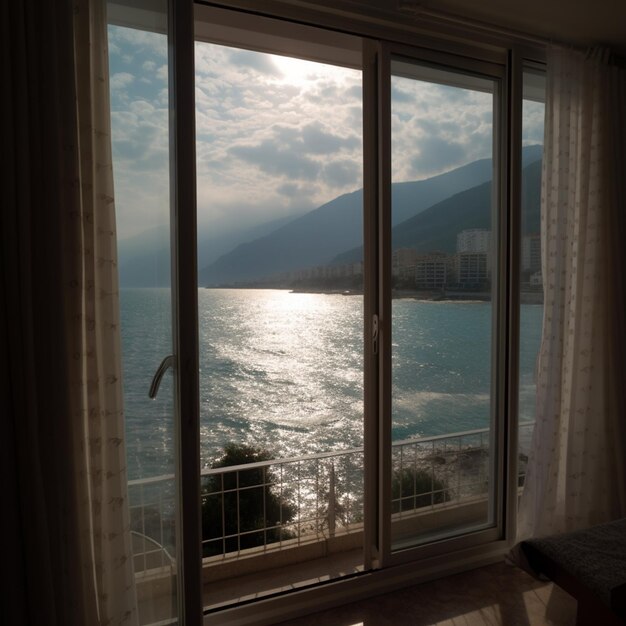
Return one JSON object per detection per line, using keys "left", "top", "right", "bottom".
{"left": 523, "top": 518, "right": 626, "bottom": 618}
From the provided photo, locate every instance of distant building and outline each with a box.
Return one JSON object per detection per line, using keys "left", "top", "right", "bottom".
{"left": 522, "top": 234, "right": 541, "bottom": 273}
{"left": 292, "top": 260, "right": 362, "bottom": 282}
{"left": 457, "top": 229, "right": 490, "bottom": 254}
{"left": 328, "top": 261, "right": 363, "bottom": 278}
{"left": 415, "top": 254, "right": 449, "bottom": 289}
{"left": 392, "top": 248, "right": 417, "bottom": 278}
{"left": 351, "top": 261, "right": 363, "bottom": 276}
{"left": 455, "top": 251, "right": 488, "bottom": 287}
{"left": 530, "top": 270, "right": 543, "bottom": 286}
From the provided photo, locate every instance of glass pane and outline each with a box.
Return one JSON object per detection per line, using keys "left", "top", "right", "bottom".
{"left": 194, "top": 38, "right": 364, "bottom": 606}
{"left": 107, "top": 2, "right": 178, "bottom": 622}
{"left": 518, "top": 68, "right": 546, "bottom": 487}
{"left": 389, "top": 57, "right": 497, "bottom": 550}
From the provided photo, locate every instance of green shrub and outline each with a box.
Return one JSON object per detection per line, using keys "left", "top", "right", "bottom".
{"left": 201, "top": 443, "right": 296, "bottom": 557}
{"left": 391, "top": 467, "right": 450, "bottom": 513}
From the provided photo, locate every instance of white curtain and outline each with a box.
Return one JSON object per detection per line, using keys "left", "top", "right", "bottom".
{"left": 517, "top": 47, "right": 626, "bottom": 542}
{"left": 70, "top": 0, "right": 139, "bottom": 623}
{"left": 2, "top": 0, "right": 137, "bottom": 623}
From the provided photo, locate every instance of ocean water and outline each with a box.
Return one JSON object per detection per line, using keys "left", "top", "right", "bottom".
{"left": 120, "top": 288, "right": 542, "bottom": 480}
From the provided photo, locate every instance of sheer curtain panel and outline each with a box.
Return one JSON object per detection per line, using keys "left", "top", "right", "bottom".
{"left": 517, "top": 47, "right": 626, "bottom": 543}
{"left": 1, "top": 0, "right": 137, "bottom": 624}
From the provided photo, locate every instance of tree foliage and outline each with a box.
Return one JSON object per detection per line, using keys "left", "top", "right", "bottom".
{"left": 201, "top": 443, "right": 296, "bottom": 557}
{"left": 391, "top": 467, "right": 450, "bottom": 513}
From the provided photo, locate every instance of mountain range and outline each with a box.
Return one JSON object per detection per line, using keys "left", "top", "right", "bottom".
{"left": 334, "top": 157, "right": 541, "bottom": 264}
{"left": 117, "top": 214, "right": 296, "bottom": 287}
{"left": 116, "top": 145, "right": 542, "bottom": 287}
{"left": 200, "top": 145, "right": 542, "bottom": 286}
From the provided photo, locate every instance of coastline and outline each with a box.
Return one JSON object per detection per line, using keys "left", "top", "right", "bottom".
{"left": 205, "top": 285, "right": 544, "bottom": 304}
{"left": 287, "top": 287, "right": 543, "bottom": 304}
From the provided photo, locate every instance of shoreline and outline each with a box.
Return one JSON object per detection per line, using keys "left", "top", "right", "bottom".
{"left": 205, "top": 285, "right": 544, "bottom": 304}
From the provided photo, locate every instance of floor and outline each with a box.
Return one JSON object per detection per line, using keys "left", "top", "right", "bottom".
{"left": 273, "top": 561, "right": 578, "bottom": 626}
{"left": 205, "top": 548, "right": 363, "bottom": 609}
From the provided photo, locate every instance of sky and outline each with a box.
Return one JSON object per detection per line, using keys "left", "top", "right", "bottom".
{"left": 107, "top": 25, "right": 544, "bottom": 242}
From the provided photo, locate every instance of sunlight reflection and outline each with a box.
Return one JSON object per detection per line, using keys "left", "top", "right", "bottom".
{"left": 269, "top": 53, "right": 353, "bottom": 87}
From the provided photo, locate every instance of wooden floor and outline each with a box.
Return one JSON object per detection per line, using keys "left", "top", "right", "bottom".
{"left": 273, "top": 561, "right": 578, "bottom": 626}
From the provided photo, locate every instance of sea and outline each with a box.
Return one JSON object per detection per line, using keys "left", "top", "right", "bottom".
{"left": 120, "top": 288, "right": 543, "bottom": 480}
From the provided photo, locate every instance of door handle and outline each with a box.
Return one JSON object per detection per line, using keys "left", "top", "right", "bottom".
{"left": 149, "top": 354, "right": 176, "bottom": 399}
{"left": 372, "top": 314, "right": 379, "bottom": 355}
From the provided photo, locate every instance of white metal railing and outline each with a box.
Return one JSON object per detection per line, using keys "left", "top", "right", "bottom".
{"left": 127, "top": 421, "right": 535, "bottom": 569}
{"left": 199, "top": 447, "right": 364, "bottom": 559}
{"left": 391, "top": 427, "right": 490, "bottom": 514}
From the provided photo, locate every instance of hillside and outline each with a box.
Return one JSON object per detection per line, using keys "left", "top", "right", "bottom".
{"left": 199, "top": 146, "right": 542, "bottom": 286}
{"left": 333, "top": 158, "right": 541, "bottom": 264}
{"left": 117, "top": 214, "right": 296, "bottom": 287}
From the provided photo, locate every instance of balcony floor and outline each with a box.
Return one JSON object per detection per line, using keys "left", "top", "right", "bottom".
{"left": 273, "top": 560, "right": 577, "bottom": 626}
{"left": 203, "top": 554, "right": 577, "bottom": 625}
{"left": 204, "top": 548, "right": 364, "bottom": 609}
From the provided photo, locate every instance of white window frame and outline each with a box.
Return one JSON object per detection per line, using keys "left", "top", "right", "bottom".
{"left": 108, "top": 1, "right": 547, "bottom": 623}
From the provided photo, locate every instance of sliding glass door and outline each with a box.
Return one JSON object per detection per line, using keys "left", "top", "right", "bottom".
{"left": 194, "top": 6, "right": 368, "bottom": 611}
{"left": 109, "top": 2, "right": 529, "bottom": 621}
{"left": 375, "top": 47, "right": 507, "bottom": 564}
{"left": 389, "top": 57, "right": 499, "bottom": 550}
{"left": 107, "top": 1, "right": 181, "bottom": 623}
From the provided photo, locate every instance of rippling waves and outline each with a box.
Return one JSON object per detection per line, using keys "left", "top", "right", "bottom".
{"left": 120, "top": 288, "right": 542, "bottom": 479}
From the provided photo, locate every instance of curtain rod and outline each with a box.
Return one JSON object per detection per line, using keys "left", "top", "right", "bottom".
{"left": 397, "top": 1, "right": 580, "bottom": 52}
{"left": 401, "top": 3, "right": 626, "bottom": 67}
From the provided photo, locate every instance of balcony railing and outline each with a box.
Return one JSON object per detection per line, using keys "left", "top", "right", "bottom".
{"left": 128, "top": 421, "right": 535, "bottom": 572}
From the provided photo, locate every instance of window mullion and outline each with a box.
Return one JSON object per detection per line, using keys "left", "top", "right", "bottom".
{"left": 376, "top": 42, "right": 393, "bottom": 568}
{"left": 169, "top": 0, "right": 202, "bottom": 623}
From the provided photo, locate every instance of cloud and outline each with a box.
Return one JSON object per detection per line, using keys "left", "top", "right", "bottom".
{"left": 229, "top": 139, "right": 322, "bottom": 179}
{"left": 110, "top": 72, "right": 134, "bottom": 90}
{"left": 109, "top": 31, "right": 512, "bottom": 243}
{"left": 224, "top": 117, "right": 362, "bottom": 192}
{"left": 522, "top": 100, "right": 545, "bottom": 145}
{"left": 322, "top": 160, "right": 361, "bottom": 187}
{"left": 391, "top": 76, "right": 494, "bottom": 180}
{"left": 108, "top": 26, "right": 167, "bottom": 59}
{"left": 276, "top": 182, "right": 304, "bottom": 198}
{"left": 301, "top": 122, "right": 360, "bottom": 154}
{"left": 156, "top": 64, "right": 168, "bottom": 82}
{"left": 194, "top": 41, "right": 363, "bottom": 218}
{"left": 391, "top": 84, "right": 414, "bottom": 103}
{"left": 409, "top": 136, "right": 468, "bottom": 176}
{"left": 228, "top": 49, "right": 282, "bottom": 76}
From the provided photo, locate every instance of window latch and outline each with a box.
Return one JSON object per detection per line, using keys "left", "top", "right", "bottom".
{"left": 372, "top": 314, "right": 379, "bottom": 355}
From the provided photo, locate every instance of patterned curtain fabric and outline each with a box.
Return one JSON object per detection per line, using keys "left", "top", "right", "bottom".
{"left": 1, "top": 0, "right": 137, "bottom": 624}
{"left": 517, "top": 47, "right": 626, "bottom": 543}
{"left": 71, "top": 1, "right": 139, "bottom": 623}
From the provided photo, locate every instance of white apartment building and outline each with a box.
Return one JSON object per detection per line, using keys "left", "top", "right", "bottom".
{"left": 392, "top": 247, "right": 418, "bottom": 277}
{"left": 415, "top": 258, "right": 448, "bottom": 289}
{"left": 455, "top": 251, "right": 489, "bottom": 286}
{"left": 456, "top": 228, "right": 491, "bottom": 254}
{"left": 522, "top": 234, "right": 541, "bottom": 272}
{"left": 414, "top": 252, "right": 452, "bottom": 289}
